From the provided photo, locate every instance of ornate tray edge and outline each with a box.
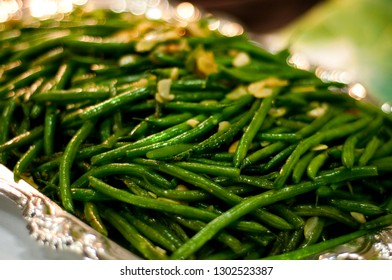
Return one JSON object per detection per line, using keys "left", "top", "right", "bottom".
{"left": 0, "top": 164, "right": 141, "bottom": 260}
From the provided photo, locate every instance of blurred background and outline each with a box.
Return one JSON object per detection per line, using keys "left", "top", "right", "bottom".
{"left": 188, "top": 0, "right": 324, "bottom": 34}
{"left": 191, "top": 0, "right": 392, "bottom": 107}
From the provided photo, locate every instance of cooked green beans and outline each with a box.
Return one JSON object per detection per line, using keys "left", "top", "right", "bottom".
{"left": 83, "top": 202, "right": 108, "bottom": 236}
{"left": 233, "top": 91, "right": 277, "bottom": 167}
{"left": 1, "top": 8, "right": 391, "bottom": 260}
{"left": 59, "top": 120, "right": 95, "bottom": 213}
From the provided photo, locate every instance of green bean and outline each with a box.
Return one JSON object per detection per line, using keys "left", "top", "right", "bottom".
{"left": 43, "top": 106, "right": 57, "bottom": 156}
{"left": 170, "top": 79, "right": 208, "bottom": 90}
{"left": 122, "top": 109, "right": 243, "bottom": 161}
{"left": 0, "top": 125, "right": 44, "bottom": 153}
{"left": 131, "top": 116, "right": 206, "bottom": 148}
{"left": 341, "top": 114, "right": 383, "bottom": 168}
{"left": 145, "top": 112, "right": 194, "bottom": 127}
{"left": 292, "top": 151, "right": 315, "bottom": 184}
{"left": 173, "top": 99, "right": 260, "bottom": 160}
{"left": 275, "top": 118, "right": 308, "bottom": 130}
{"left": 130, "top": 113, "right": 158, "bottom": 136}
{"left": 222, "top": 64, "right": 268, "bottom": 82}
{"left": 210, "top": 152, "right": 234, "bottom": 162}
{"left": 295, "top": 106, "right": 336, "bottom": 138}
{"left": 10, "top": 31, "right": 74, "bottom": 61}
{"left": 13, "top": 140, "right": 43, "bottom": 181}
{"left": 328, "top": 199, "right": 385, "bottom": 216}
{"left": 159, "top": 219, "right": 190, "bottom": 250}
{"left": 172, "top": 91, "right": 225, "bottom": 102}
{"left": 32, "top": 88, "right": 110, "bottom": 103}
{"left": 162, "top": 100, "right": 232, "bottom": 113}
{"left": 70, "top": 55, "right": 116, "bottom": 69}
{"left": 102, "top": 126, "right": 133, "bottom": 148}
{"left": 358, "top": 136, "right": 381, "bottom": 166}
{"left": 380, "top": 194, "right": 392, "bottom": 213}
{"left": 52, "top": 62, "right": 76, "bottom": 90}
{"left": 319, "top": 112, "right": 358, "bottom": 131}
{"left": 300, "top": 90, "right": 354, "bottom": 104}
{"left": 88, "top": 176, "right": 268, "bottom": 233}
{"left": 169, "top": 180, "right": 324, "bottom": 259}
{"left": 138, "top": 212, "right": 188, "bottom": 249}
{"left": 214, "top": 174, "right": 274, "bottom": 189}
{"left": 274, "top": 116, "right": 372, "bottom": 188}
{"left": 264, "top": 230, "right": 290, "bottom": 255}
{"left": 241, "top": 142, "right": 287, "bottom": 168}
{"left": 292, "top": 205, "right": 358, "bottom": 228}
{"left": 59, "top": 120, "right": 95, "bottom": 213}
{"left": 370, "top": 156, "right": 392, "bottom": 173}
{"left": 342, "top": 134, "right": 359, "bottom": 168}
{"left": 30, "top": 47, "right": 65, "bottom": 67}
{"left": 275, "top": 92, "right": 308, "bottom": 108}
{"left": 307, "top": 152, "right": 328, "bottom": 180}
{"left": 0, "top": 65, "right": 56, "bottom": 97}
{"left": 145, "top": 143, "right": 195, "bottom": 160}
{"left": 121, "top": 208, "right": 180, "bottom": 252}
{"left": 101, "top": 208, "right": 168, "bottom": 260}
{"left": 361, "top": 214, "right": 392, "bottom": 230}
{"left": 255, "top": 209, "right": 293, "bottom": 230}
{"left": 281, "top": 229, "right": 302, "bottom": 253}
{"left": 146, "top": 143, "right": 201, "bottom": 160}
{"left": 71, "top": 188, "right": 112, "bottom": 201}
{"left": 263, "top": 233, "right": 288, "bottom": 255}
{"left": 126, "top": 177, "right": 210, "bottom": 202}
{"left": 191, "top": 36, "right": 275, "bottom": 60}
{"left": 315, "top": 166, "right": 378, "bottom": 185}
{"left": 233, "top": 92, "right": 277, "bottom": 167}
{"left": 173, "top": 216, "right": 244, "bottom": 253}
{"left": 262, "top": 229, "right": 369, "bottom": 260}
{"left": 259, "top": 144, "right": 297, "bottom": 173}
{"left": 202, "top": 243, "right": 258, "bottom": 260}
{"left": 316, "top": 186, "right": 370, "bottom": 202}
{"left": 225, "top": 185, "right": 259, "bottom": 196}
{"left": 16, "top": 102, "right": 32, "bottom": 135}
{"left": 269, "top": 204, "right": 305, "bottom": 229}
{"left": 83, "top": 202, "right": 108, "bottom": 236}
{"left": 0, "top": 100, "right": 16, "bottom": 163}
{"left": 0, "top": 29, "right": 21, "bottom": 43}
{"left": 61, "top": 86, "right": 152, "bottom": 126}
{"left": 98, "top": 118, "right": 113, "bottom": 143}
{"left": 132, "top": 158, "right": 292, "bottom": 230}
{"left": 128, "top": 159, "right": 232, "bottom": 200}
{"left": 71, "top": 163, "right": 173, "bottom": 189}
{"left": 221, "top": 64, "right": 307, "bottom": 83}
{"left": 373, "top": 135, "right": 392, "bottom": 159}
{"left": 173, "top": 161, "right": 240, "bottom": 178}
{"left": 35, "top": 155, "right": 62, "bottom": 173}
{"left": 91, "top": 114, "right": 207, "bottom": 165}
{"left": 122, "top": 178, "right": 153, "bottom": 197}
{"left": 256, "top": 132, "right": 301, "bottom": 142}
{"left": 146, "top": 143, "right": 216, "bottom": 161}
{"left": 356, "top": 114, "right": 384, "bottom": 146}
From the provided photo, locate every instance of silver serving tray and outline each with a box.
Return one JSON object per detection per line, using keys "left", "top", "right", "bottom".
{"left": 0, "top": 164, "right": 140, "bottom": 260}
{"left": 1, "top": 0, "right": 392, "bottom": 260}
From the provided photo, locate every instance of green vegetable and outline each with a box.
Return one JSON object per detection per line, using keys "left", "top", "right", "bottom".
{"left": 1, "top": 8, "right": 391, "bottom": 260}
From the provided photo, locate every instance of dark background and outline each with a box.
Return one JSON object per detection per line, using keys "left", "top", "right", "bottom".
{"left": 188, "top": 0, "right": 324, "bottom": 33}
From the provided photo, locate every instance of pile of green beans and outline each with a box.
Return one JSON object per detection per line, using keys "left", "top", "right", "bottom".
{"left": 1, "top": 8, "right": 392, "bottom": 260}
